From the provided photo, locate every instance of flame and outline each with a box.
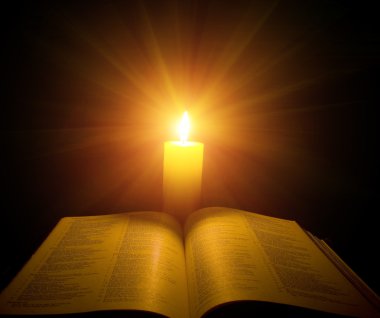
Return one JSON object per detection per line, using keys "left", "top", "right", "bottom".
{"left": 178, "top": 111, "right": 190, "bottom": 143}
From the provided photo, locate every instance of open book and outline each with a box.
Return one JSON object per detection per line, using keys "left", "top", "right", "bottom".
{"left": 0, "top": 207, "right": 378, "bottom": 317}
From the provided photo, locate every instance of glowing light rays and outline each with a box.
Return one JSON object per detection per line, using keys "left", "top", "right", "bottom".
{"left": 138, "top": 3, "right": 182, "bottom": 109}
{"left": 21, "top": 1, "right": 343, "bottom": 211}
{"left": 195, "top": 1, "right": 279, "bottom": 112}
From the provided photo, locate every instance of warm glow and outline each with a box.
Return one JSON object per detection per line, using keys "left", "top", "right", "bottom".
{"left": 37, "top": 2, "right": 333, "bottom": 213}
{"left": 178, "top": 111, "right": 190, "bottom": 143}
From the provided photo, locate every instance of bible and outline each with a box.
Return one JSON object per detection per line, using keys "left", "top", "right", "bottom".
{"left": 0, "top": 207, "right": 378, "bottom": 317}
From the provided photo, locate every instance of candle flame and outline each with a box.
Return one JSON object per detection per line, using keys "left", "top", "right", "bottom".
{"left": 178, "top": 111, "right": 190, "bottom": 143}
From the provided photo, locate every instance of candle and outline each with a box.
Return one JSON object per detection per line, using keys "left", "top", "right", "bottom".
{"left": 163, "top": 112, "right": 204, "bottom": 221}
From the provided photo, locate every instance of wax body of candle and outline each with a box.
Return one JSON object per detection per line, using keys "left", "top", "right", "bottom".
{"left": 163, "top": 141, "right": 204, "bottom": 221}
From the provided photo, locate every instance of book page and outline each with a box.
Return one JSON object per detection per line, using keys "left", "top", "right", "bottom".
{"left": 0, "top": 212, "right": 189, "bottom": 318}
{"left": 184, "top": 207, "right": 378, "bottom": 318}
{"left": 307, "top": 232, "right": 380, "bottom": 311}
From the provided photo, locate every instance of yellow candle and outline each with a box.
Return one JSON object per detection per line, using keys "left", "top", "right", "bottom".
{"left": 163, "top": 112, "right": 204, "bottom": 221}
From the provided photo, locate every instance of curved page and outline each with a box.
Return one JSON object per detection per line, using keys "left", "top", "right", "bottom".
{"left": 0, "top": 212, "right": 188, "bottom": 318}
{"left": 184, "top": 207, "right": 378, "bottom": 318}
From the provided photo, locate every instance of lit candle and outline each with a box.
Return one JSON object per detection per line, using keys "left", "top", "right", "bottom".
{"left": 163, "top": 112, "right": 204, "bottom": 221}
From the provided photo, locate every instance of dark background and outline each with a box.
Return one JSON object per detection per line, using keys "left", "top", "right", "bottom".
{"left": 1, "top": 0, "right": 379, "bottom": 298}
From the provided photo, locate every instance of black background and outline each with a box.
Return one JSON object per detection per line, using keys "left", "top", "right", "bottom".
{"left": 2, "top": 0, "right": 379, "bottom": 299}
